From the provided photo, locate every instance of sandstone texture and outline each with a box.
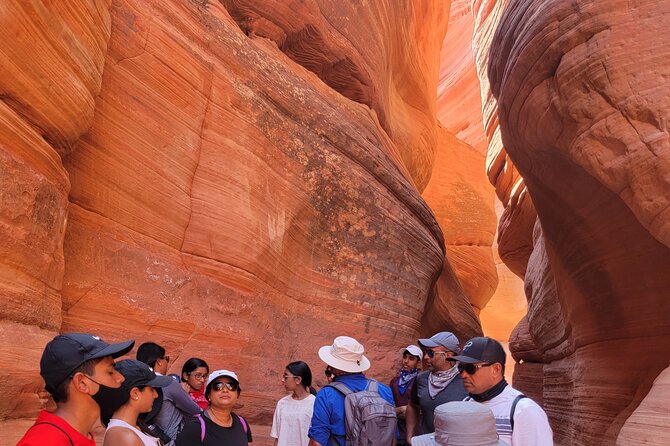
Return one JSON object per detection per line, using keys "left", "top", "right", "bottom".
{"left": 0, "top": 1, "right": 500, "bottom": 445}
{"left": 437, "top": 0, "right": 486, "bottom": 154}
{"left": 421, "top": 125, "right": 497, "bottom": 341}
{"left": 488, "top": 0, "right": 670, "bottom": 444}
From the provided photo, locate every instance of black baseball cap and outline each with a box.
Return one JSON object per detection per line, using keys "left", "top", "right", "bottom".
{"left": 40, "top": 333, "right": 135, "bottom": 392}
{"left": 449, "top": 337, "right": 506, "bottom": 365}
{"left": 115, "top": 359, "right": 174, "bottom": 389}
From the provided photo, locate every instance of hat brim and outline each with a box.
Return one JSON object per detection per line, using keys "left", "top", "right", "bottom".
{"left": 411, "top": 433, "right": 438, "bottom": 446}
{"left": 398, "top": 347, "right": 421, "bottom": 356}
{"left": 146, "top": 374, "right": 175, "bottom": 388}
{"left": 318, "top": 345, "right": 370, "bottom": 373}
{"left": 449, "top": 354, "right": 481, "bottom": 364}
{"left": 206, "top": 373, "right": 239, "bottom": 388}
{"left": 92, "top": 339, "right": 135, "bottom": 360}
{"left": 418, "top": 338, "right": 439, "bottom": 348}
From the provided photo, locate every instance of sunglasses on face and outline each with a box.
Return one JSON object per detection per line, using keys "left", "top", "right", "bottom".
{"left": 211, "top": 381, "right": 239, "bottom": 392}
{"left": 458, "top": 363, "right": 493, "bottom": 375}
{"left": 282, "top": 374, "right": 298, "bottom": 380}
{"left": 188, "top": 372, "right": 207, "bottom": 380}
{"left": 161, "top": 355, "right": 170, "bottom": 362}
{"left": 424, "top": 349, "right": 449, "bottom": 358}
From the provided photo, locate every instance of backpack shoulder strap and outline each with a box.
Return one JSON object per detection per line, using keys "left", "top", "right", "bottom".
{"left": 196, "top": 413, "right": 206, "bottom": 443}
{"left": 510, "top": 394, "right": 528, "bottom": 430}
{"left": 237, "top": 414, "right": 248, "bottom": 433}
{"left": 31, "top": 422, "right": 74, "bottom": 446}
{"left": 327, "top": 381, "right": 354, "bottom": 395}
{"left": 366, "top": 379, "right": 379, "bottom": 393}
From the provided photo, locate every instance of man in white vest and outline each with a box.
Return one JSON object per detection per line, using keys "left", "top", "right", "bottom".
{"left": 449, "top": 337, "right": 553, "bottom": 446}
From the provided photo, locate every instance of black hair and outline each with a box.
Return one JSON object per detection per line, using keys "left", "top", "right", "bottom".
{"left": 286, "top": 360, "right": 312, "bottom": 389}
{"left": 136, "top": 342, "right": 165, "bottom": 368}
{"left": 51, "top": 357, "right": 102, "bottom": 403}
{"left": 181, "top": 357, "right": 209, "bottom": 380}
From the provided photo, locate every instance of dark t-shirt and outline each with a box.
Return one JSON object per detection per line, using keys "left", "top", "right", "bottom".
{"left": 175, "top": 411, "right": 252, "bottom": 446}
{"left": 410, "top": 371, "right": 468, "bottom": 433}
{"left": 389, "top": 376, "right": 415, "bottom": 440}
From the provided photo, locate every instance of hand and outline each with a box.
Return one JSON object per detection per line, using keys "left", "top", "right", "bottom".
{"left": 395, "top": 405, "right": 407, "bottom": 419}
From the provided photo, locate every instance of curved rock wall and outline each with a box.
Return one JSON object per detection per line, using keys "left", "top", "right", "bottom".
{"left": 0, "top": 1, "right": 500, "bottom": 444}
{"left": 489, "top": 0, "right": 670, "bottom": 444}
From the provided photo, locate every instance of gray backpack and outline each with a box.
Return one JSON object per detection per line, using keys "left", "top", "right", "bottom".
{"left": 328, "top": 380, "right": 397, "bottom": 446}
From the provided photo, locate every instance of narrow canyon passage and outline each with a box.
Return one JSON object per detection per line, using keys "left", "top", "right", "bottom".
{"left": 0, "top": 1, "right": 668, "bottom": 445}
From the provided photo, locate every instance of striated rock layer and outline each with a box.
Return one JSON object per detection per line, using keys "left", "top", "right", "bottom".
{"left": 421, "top": 125, "right": 497, "bottom": 340}
{"left": 489, "top": 0, "right": 670, "bottom": 444}
{"left": 0, "top": 1, "right": 500, "bottom": 444}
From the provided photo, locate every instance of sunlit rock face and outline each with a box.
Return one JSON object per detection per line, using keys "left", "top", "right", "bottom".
{"left": 0, "top": 1, "right": 496, "bottom": 444}
{"left": 421, "top": 125, "right": 497, "bottom": 341}
{"left": 489, "top": 0, "right": 670, "bottom": 444}
{"left": 62, "top": 0, "right": 451, "bottom": 432}
{"left": 0, "top": 1, "right": 110, "bottom": 440}
{"left": 437, "top": 0, "right": 486, "bottom": 154}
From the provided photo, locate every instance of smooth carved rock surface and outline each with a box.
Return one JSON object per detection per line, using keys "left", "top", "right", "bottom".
{"left": 0, "top": 1, "right": 109, "bottom": 441}
{"left": 438, "top": 0, "right": 532, "bottom": 342}
{"left": 437, "top": 0, "right": 486, "bottom": 154}
{"left": 489, "top": 0, "right": 670, "bottom": 444}
{"left": 220, "top": 0, "right": 450, "bottom": 191}
{"left": 421, "top": 125, "right": 497, "bottom": 340}
{"left": 616, "top": 365, "right": 670, "bottom": 445}
{"left": 0, "top": 1, "right": 483, "bottom": 444}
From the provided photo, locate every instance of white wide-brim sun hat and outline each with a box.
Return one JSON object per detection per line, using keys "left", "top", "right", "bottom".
{"left": 318, "top": 336, "right": 371, "bottom": 373}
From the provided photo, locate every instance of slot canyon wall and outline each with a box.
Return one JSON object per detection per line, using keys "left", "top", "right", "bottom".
{"left": 0, "top": 1, "right": 498, "bottom": 444}
{"left": 480, "top": 0, "right": 670, "bottom": 444}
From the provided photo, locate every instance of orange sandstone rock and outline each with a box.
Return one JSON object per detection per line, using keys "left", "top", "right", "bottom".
{"left": 489, "top": 0, "right": 670, "bottom": 444}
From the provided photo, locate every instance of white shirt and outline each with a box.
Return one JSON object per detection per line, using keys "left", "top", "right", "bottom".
{"left": 478, "top": 385, "right": 553, "bottom": 446}
{"left": 271, "top": 393, "right": 316, "bottom": 446}
{"left": 105, "top": 419, "right": 161, "bottom": 446}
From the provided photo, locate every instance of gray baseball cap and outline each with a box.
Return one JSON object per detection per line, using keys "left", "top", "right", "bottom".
{"left": 418, "top": 332, "right": 459, "bottom": 353}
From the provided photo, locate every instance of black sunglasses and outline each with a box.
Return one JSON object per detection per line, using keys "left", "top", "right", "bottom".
{"left": 211, "top": 381, "right": 239, "bottom": 392}
{"left": 161, "top": 355, "right": 170, "bottom": 362}
{"left": 324, "top": 367, "right": 333, "bottom": 378}
{"left": 457, "top": 363, "right": 493, "bottom": 375}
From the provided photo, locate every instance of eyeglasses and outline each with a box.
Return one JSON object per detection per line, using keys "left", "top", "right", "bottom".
{"left": 424, "top": 349, "right": 449, "bottom": 358}
{"left": 211, "top": 381, "right": 239, "bottom": 392}
{"left": 188, "top": 372, "right": 207, "bottom": 380}
{"left": 160, "top": 355, "right": 170, "bottom": 363}
{"left": 458, "top": 363, "right": 493, "bottom": 375}
{"left": 282, "top": 374, "right": 298, "bottom": 381}
{"left": 324, "top": 367, "right": 333, "bottom": 378}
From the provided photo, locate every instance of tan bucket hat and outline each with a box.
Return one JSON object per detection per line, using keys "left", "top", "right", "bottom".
{"left": 411, "top": 401, "right": 508, "bottom": 446}
{"left": 318, "top": 336, "right": 371, "bottom": 373}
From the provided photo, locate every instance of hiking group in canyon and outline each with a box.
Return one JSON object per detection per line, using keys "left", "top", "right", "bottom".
{"left": 16, "top": 332, "right": 553, "bottom": 446}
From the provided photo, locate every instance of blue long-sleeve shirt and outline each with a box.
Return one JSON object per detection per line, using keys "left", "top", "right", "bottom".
{"left": 308, "top": 373, "right": 395, "bottom": 446}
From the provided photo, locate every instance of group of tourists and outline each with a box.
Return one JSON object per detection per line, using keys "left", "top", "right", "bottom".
{"left": 16, "top": 330, "right": 553, "bottom": 445}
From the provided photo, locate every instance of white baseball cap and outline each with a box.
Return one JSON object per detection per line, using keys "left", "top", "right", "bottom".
{"left": 206, "top": 369, "right": 239, "bottom": 388}
{"left": 399, "top": 344, "right": 422, "bottom": 358}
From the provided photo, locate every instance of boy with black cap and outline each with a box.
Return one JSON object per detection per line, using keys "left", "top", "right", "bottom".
{"left": 449, "top": 336, "right": 553, "bottom": 446}
{"left": 17, "top": 333, "right": 135, "bottom": 446}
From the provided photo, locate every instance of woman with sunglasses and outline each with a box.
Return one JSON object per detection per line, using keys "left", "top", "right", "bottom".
{"left": 270, "top": 361, "right": 315, "bottom": 446}
{"left": 102, "top": 359, "right": 174, "bottom": 446}
{"left": 180, "top": 358, "right": 209, "bottom": 410}
{"left": 176, "top": 369, "right": 252, "bottom": 446}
